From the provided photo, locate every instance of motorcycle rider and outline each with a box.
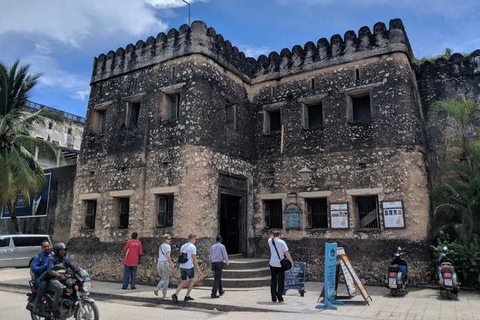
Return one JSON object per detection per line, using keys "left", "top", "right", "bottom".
{"left": 41, "top": 242, "right": 82, "bottom": 318}
{"left": 29, "top": 240, "right": 52, "bottom": 313}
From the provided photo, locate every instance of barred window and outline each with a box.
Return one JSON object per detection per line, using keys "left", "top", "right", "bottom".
{"left": 355, "top": 195, "right": 379, "bottom": 229}
{"left": 264, "top": 199, "right": 282, "bottom": 229}
{"left": 157, "top": 195, "right": 174, "bottom": 228}
{"left": 306, "top": 198, "right": 328, "bottom": 228}
{"left": 85, "top": 200, "right": 97, "bottom": 229}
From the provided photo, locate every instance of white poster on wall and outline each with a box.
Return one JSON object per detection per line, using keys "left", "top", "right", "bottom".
{"left": 330, "top": 203, "right": 349, "bottom": 229}
{"left": 382, "top": 201, "right": 405, "bottom": 228}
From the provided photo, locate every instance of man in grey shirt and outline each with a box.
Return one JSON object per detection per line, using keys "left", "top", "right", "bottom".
{"left": 209, "top": 235, "right": 229, "bottom": 298}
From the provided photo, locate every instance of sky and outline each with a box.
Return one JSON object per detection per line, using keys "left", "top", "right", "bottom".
{"left": 2, "top": 0, "right": 479, "bottom": 117}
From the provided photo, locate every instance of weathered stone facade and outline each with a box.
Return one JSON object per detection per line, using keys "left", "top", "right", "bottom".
{"left": 68, "top": 18, "right": 477, "bottom": 285}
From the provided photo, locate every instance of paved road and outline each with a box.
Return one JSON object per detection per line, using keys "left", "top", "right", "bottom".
{"left": 0, "top": 289, "right": 366, "bottom": 320}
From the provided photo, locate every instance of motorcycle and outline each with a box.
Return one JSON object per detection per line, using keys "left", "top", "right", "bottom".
{"left": 437, "top": 246, "right": 459, "bottom": 299}
{"left": 385, "top": 246, "right": 408, "bottom": 296}
{"left": 26, "top": 269, "right": 99, "bottom": 320}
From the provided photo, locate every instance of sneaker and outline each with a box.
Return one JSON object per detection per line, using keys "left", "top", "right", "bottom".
{"left": 219, "top": 290, "right": 225, "bottom": 296}
{"left": 277, "top": 297, "right": 284, "bottom": 303}
{"left": 131, "top": 287, "right": 137, "bottom": 290}
{"left": 121, "top": 287, "right": 128, "bottom": 290}
{"left": 172, "top": 293, "right": 178, "bottom": 304}
{"left": 154, "top": 289, "right": 158, "bottom": 296}
{"left": 211, "top": 294, "right": 220, "bottom": 298}
{"left": 184, "top": 296, "right": 194, "bottom": 302}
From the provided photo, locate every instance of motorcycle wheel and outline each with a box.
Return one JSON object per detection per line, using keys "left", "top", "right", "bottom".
{"left": 30, "top": 312, "right": 52, "bottom": 320}
{"left": 390, "top": 289, "right": 397, "bottom": 296}
{"left": 75, "top": 301, "right": 99, "bottom": 320}
{"left": 446, "top": 291, "right": 453, "bottom": 300}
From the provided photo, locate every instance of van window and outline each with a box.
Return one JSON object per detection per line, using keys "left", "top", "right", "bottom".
{"left": 12, "top": 237, "right": 32, "bottom": 247}
{"left": 0, "top": 238, "right": 10, "bottom": 247}
{"left": 31, "top": 237, "right": 49, "bottom": 246}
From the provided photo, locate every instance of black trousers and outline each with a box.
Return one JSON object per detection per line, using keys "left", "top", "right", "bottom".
{"left": 211, "top": 262, "right": 224, "bottom": 295}
{"left": 270, "top": 266, "right": 285, "bottom": 301}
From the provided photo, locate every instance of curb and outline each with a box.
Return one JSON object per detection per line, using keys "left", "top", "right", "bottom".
{"left": 0, "top": 283, "right": 289, "bottom": 314}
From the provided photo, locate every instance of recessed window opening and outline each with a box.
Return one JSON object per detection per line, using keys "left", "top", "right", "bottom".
{"left": 125, "top": 102, "right": 141, "bottom": 127}
{"left": 350, "top": 92, "right": 372, "bottom": 124}
{"left": 67, "top": 127, "right": 72, "bottom": 135}
{"left": 264, "top": 199, "right": 283, "bottom": 229}
{"left": 355, "top": 195, "right": 379, "bottom": 229}
{"left": 172, "top": 67, "right": 176, "bottom": 79}
{"left": 311, "top": 78, "right": 315, "bottom": 90}
{"left": 165, "top": 93, "right": 181, "bottom": 120}
{"left": 117, "top": 197, "right": 130, "bottom": 229}
{"left": 355, "top": 68, "right": 360, "bottom": 81}
{"left": 306, "top": 103, "right": 323, "bottom": 129}
{"left": 48, "top": 122, "right": 53, "bottom": 130}
{"left": 306, "top": 198, "right": 328, "bottom": 228}
{"left": 269, "top": 109, "right": 281, "bottom": 133}
{"left": 92, "top": 109, "right": 107, "bottom": 134}
{"left": 226, "top": 104, "right": 236, "bottom": 129}
{"left": 157, "top": 194, "right": 174, "bottom": 228}
{"left": 271, "top": 87, "right": 275, "bottom": 96}
{"left": 84, "top": 200, "right": 97, "bottom": 229}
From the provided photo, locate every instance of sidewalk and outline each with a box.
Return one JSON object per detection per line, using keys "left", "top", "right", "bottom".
{"left": 1, "top": 268, "right": 480, "bottom": 320}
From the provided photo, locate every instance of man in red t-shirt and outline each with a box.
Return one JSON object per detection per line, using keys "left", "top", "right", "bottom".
{"left": 121, "top": 232, "right": 143, "bottom": 290}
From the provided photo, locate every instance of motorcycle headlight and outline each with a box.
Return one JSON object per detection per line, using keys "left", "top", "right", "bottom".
{"left": 82, "top": 281, "right": 91, "bottom": 293}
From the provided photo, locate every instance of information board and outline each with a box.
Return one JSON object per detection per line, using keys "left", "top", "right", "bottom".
{"left": 330, "top": 203, "right": 349, "bottom": 229}
{"left": 284, "top": 261, "right": 306, "bottom": 296}
{"left": 285, "top": 203, "right": 302, "bottom": 230}
{"left": 382, "top": 201, "right": 405, "bottom": 228}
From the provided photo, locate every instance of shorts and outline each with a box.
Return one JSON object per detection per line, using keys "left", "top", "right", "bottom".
{"left": 180, "top": 267, "right": 195, "bottom": 280}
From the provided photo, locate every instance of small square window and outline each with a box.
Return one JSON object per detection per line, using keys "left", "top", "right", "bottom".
{"left": 226, "top": 104, "right": 236, "bottom": 129}
{"left": 157, "top": 194, "right": 174, "bottom": 228}
{"left": 355, "top": 195, "right": 379, "bottom": 229}
{"left": 92, "top": 109, "right": 107, "bottom": 134}
{"left": 306, "top": 198, "right": 328, "bottom": 228}
{"left": 84, "top": 200, "right": 97, "bottom": 229}
{"left": 117, "top": 198, "right": 130, "bottom": 229}
{"left": 162, "top": 93, "right": 181, "bottom": 121}
{"left": 67, "top": 127, "right": 72, "bottom": 135}
{"left": 264, "top": 199, "right": 282, "bottom": 229}
{"left": 303, "top": 103, "right": 323, "bottom": 130}
{"left": 348, "top": 92, "right": 372, "bottom": 125}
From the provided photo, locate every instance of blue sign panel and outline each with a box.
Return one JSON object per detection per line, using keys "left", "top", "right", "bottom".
{"left": 316, "top": 242, "right": 339, "bottom": 310}
{"left": 284, "top": 203, "right": 301, "bottom": 230}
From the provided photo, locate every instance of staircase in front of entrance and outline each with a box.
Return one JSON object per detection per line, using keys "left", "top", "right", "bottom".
{"left": 203, "top": 254, "right": 270, "bottom": 288}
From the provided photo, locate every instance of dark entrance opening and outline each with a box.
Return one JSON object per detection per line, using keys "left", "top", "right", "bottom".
{"left": 220, "top": 194, "right": 241, "bottom": 254}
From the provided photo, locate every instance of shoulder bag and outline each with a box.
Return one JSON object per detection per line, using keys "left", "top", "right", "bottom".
{"left": 272, "top": 238, "right": 292, "bottom": 271}
{"left": 178, "top": 244, "right": 188, "bottom": 264}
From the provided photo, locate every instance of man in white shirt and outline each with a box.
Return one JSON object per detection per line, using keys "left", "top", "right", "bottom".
{"left": 268, "top": 230, "right": 293, "bottom": 303}
{"left": 172, "top": 234, "right": 200, "bottom": 303}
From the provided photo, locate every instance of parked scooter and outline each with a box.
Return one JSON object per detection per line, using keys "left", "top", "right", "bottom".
{"left": 385, "top": 247, "right": 408, "bottom": 296}
{"left": 437, "top": 246, "right": 459, "bottom": 299}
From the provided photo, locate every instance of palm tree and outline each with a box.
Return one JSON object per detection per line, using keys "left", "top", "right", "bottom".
{"left": 429, "top": 95, "right": 480, "bottom": 158}
{"left": 430, "top": 142, "right": 480, "bottom": 243}
{"left": 0, "top": 60, "right": 60, "bottom": 233}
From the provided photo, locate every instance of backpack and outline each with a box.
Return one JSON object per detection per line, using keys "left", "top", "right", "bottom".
{"left": 178, "top": 244, "right": 188, "bottom": 264}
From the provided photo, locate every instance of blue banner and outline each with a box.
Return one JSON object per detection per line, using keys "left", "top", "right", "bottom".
{"left": 316, "top": 242, "right": 339, "bottom": 310}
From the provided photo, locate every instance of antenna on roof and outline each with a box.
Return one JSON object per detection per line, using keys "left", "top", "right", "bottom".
{"left": 180, "top": 0, "right": 191, "bottom": 26}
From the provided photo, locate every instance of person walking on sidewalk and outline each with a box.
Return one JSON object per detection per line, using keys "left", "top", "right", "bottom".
{"left": 122, "top": 232, "right": 143, "bottom": 290}
{"left": 268, "top": 230, "right": 293, "bottom": 303}
{"left": 172, "top": 234, "right": 200, "bottom": 303}
{"left": 155, "top": 234, "right": 175, "bottom": 298}
{"left": 209, "top": 235, "right": 229, "bottom": 298}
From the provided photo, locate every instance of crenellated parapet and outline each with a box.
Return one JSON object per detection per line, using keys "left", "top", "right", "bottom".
{"left": 91, "top": 18, "right": 413, "bottom": 84}
{"left": 417, "top": 49, "right": 480, "bottom": 76}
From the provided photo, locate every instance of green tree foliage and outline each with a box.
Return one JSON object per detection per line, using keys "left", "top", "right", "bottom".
{"left": 412, "top": 48, "right": 469, "bottom": 66}
{"left": 433, "top": 233, "right": 480, "bottom": 287}
{"left": 0, "top": 60, "right": 60, "bottom": 233}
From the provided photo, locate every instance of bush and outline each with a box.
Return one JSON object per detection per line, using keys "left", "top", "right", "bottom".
{"left": 432, "top": 233, "right": 480, "bottom": 287}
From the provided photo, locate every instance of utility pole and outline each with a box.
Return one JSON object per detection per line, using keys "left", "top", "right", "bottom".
{"left": 180, "top": 0, "right": 191, "bottom": 26}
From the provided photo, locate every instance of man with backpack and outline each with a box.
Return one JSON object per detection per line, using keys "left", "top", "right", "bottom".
{"left": 172, "top": 234, "right": 200, "bottom": 303}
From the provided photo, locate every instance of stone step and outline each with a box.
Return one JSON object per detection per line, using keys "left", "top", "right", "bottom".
{"left": 227, "top": 259, "right": 269, "bottom": 270}
{"left": 223, "top": 267, "right": 271, "bottom": 279}
{"left": 228, "top": 253, "right": 245, "bottom": 259}
{"left": 203, "top": 276, "right": 270, "bottom": 288}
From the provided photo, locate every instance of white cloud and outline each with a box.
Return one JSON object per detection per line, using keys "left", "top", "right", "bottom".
{"left": 239, "top": 46, "right": 271, "bottom": 58}
{"left": 23, "top": 55, "right": 90, "bottom": 101}
{"left": 35, "top": 41, "right": 52, "bottom": 55}
{"left": 0, "top": 0, "right": 211, "bottom": 47}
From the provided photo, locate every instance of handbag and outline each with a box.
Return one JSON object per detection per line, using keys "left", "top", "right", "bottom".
{"left": 272, "top": 238, "right": 292, "bottom": 271}
{"left": 178, "top": 245, "right": 188, "bottom": 264}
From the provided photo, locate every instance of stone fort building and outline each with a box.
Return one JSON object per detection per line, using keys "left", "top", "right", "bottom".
{"left": 68, "top": 18, "right": 480, "bottom": 284}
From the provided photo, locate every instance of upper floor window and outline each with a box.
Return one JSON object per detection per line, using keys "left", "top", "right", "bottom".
{"left": 347, "top": 91, "right": 372, "bottom": 125}
{"left": 263, "top": 104, "right": 282, "bottom": 134}
{"left": 226, "top": 104, "right": 237, "bottom": 129}
{"left": 67, "top": 127, "right": 72, "bottom": 135}
{"left": 157, "top": 194, "right": 174, "bottom": 228}
{"left": 91, "top": 104, "right": 108, "bottom": 134}
{"left": 48, "top": 122, "right": 53, "bottom": 130}
{"left": 264, "top": 199, "right": 283, "bottom": 229}
{"left": 303, "top": 102, "right": 324, "bottom": 130}
{"left": 162, "top": 93, "right": 180, "bottom": 121}
{"left": 117, "top": 197, "right": 130, "bottom": 229}
{"left": 306, "top": 198, "right": 328, "bottom": 228}
{"left": 84, "top": 200, "right": 97, "bottom": 229}
{"left": 125, "top": 101, "right": 141, "bottom": 128}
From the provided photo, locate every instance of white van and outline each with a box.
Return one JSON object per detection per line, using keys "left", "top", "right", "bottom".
{"left": 0, "top": 234, "right": 51, "bottom": 268}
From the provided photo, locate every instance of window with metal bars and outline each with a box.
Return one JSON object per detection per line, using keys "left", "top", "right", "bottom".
{"left": 168, "top": 94, "right": 180, "bottom": 120}
{"left": 264, "top": 199, "right": 283, "bottom": 229}
{"left": 84, "top": 200, "right": 97, "bottom": 229}
{"left": 157, "top": 194, "right": 174, "bottom": 228}
{"left": 355, "top": 195, "right": 379, "bottom": 229}
{"left": 118, "top": 198, "right": 130, "bottom": 229}
{"left": 306, "top": 198, "right": 328, "bottom": 228}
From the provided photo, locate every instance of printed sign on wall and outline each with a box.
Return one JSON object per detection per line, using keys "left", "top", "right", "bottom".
{"left": 1, "top": 173, "right": 51, "bottom": 219}
{"left": 382, "top": 201, "right": 405, "bottom": 228}
{"left": 330, "top": 203, "right": 349, "bottom": 229}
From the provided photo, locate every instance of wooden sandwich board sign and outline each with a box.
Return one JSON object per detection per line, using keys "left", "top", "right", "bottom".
{"left": 318, "top": 247, "right": 372, "bottom": 306}
{"left": 337, "top": 247, "right": 373, "bottom": 305}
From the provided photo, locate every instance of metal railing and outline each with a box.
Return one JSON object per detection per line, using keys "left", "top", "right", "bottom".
{"left": 25, "top": 100, "right": 86, "bottom": 124}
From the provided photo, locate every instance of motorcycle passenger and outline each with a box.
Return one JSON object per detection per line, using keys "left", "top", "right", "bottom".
{"left": 42, "top": 242, "right": 82, "bottom": 318}
{"left": 392, "top": 252, "right": 408, "bottom": 279}
{"left": 29, "top": 240, "right": 52, "bottom": 313}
